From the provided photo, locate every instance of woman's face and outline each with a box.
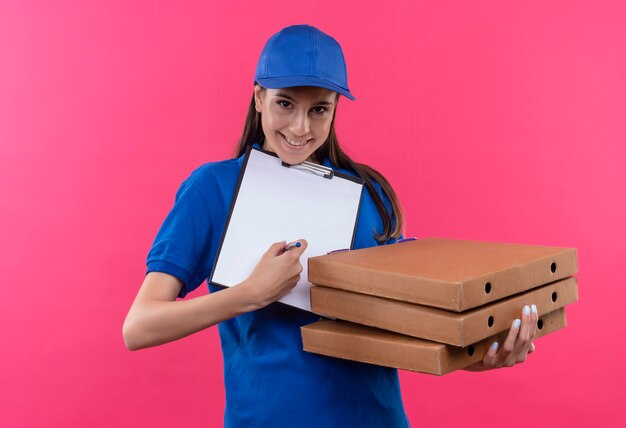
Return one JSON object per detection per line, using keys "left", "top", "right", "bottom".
{"left": 254, "top": 85, "right": 338, "bottom": 165}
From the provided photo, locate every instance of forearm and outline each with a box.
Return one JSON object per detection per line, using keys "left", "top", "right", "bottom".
{"left": 124, "top": 242, "right": 305, "bottom": 350}
{"left": 123, "top": 285, "right": 255, "bottom": 350}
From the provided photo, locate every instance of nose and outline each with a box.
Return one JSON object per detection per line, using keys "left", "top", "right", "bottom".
{"left": 289, "top": 109, "right": 310, "bottom": 137}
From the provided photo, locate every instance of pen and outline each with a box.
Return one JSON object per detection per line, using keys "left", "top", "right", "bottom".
{"left": 284, "top": 241, "right": 302, "bottom": 252}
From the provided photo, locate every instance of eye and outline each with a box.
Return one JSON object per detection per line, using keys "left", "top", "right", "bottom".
{"left": 277, "top": 100, "right": 292, "bottom": 108}
{"left": 312, "top": 106, "right": 328, "bottom": 114}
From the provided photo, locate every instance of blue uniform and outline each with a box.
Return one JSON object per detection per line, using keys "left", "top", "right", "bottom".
{"left": 146, "top": 145, "right": 409, "bottom": 428}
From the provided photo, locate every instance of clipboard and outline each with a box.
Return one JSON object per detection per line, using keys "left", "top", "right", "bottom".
{"left": 210, "top": 146, "right": 364, "bottom": 312}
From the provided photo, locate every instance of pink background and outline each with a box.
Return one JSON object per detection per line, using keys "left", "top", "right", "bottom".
{"left": 1, "top": 1, "right": 625, "bottom": 426}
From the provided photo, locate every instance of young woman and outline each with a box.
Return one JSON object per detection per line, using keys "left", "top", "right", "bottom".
{"left": 123, "top": 24, "right": 537, "bottom": 428}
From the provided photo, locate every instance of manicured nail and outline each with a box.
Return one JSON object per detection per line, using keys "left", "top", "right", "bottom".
{"left": 524, "top": 305, "right": 530, "bottom": 315}
{"left": 513, "top": 319, "right": 521, "bottom": 329}
{"left": 531, "top": 304, "right": 537, "bottom": 314}
{"left": 491, "top": 342, "right": 499, "bottom": 351}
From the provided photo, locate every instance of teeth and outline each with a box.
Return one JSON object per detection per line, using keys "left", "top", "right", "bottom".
{"left": 283, "top": 134, "right": 308, "bottom": 146}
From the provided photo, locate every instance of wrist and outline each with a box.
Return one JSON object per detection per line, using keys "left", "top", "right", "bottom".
{"left": 229, "top": 280, "right": 263, "bottom": 313}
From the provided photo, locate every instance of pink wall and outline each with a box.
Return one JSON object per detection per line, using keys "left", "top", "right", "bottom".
{"left": 1, "top": 1, "right": 624, "bottom": 426}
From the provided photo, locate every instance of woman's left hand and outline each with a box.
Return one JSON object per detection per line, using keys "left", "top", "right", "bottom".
{"left": 463, "top": 304, "right": 538, "bottom": 372}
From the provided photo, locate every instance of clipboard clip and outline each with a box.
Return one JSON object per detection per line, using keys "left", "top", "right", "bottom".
{"left": 281, "top": 161, "right": 334, "bottom": 179}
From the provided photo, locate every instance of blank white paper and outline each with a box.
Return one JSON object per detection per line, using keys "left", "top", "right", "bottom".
{"left": 211, "top": 148, "right": 363, "bottom": 312}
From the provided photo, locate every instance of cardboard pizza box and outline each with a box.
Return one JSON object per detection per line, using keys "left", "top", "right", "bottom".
{"left": 308, "top": 238, "right": 577, "bottom": 311}
{"left": 311, "top": 276, "right": 577, "bottom": 346}
{"left": 301, "top": 308, "right": 567, "bottom": 376}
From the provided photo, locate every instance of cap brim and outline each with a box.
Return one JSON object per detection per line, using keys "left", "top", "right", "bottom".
{"left": 255, "top": 75, "right": 355, "bottom": 101}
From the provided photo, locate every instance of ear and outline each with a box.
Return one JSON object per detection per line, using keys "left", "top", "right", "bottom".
{"left": 254, "top": 85, "right": 265, "bottom": 113}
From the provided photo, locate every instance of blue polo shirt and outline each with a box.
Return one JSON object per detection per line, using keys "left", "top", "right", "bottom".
{"left": 146, "top": 146, "right": 409, "bottom": 428}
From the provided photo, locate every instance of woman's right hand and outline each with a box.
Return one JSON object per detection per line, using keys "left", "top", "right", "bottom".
{"left": 237, "top": 239, "right": 308, "bottom": 310}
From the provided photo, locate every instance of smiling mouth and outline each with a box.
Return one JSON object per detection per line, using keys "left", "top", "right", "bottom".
{"left": 280, "top": 133, "right": 312, "bottom": 147}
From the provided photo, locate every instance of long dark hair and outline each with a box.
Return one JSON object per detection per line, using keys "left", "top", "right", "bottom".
{"left": 235, "top": 90, "right": 404, "bottom": 243}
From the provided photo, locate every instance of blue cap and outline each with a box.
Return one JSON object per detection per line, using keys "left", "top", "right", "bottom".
{"left": 254, "top": 25, "right": 355, "bottom": 101}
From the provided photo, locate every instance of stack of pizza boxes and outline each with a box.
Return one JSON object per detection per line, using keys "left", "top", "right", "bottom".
{"left": 302, "top": 238, "right": 578, "bottom": 375}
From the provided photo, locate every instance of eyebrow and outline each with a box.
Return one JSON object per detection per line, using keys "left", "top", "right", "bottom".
{"left": 275, "top": 92, "right": 335, "bottom": 106}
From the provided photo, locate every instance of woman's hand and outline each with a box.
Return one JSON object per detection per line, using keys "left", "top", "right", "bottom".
{"left": 123, "top": 241, "right": 308, "bottom": 350}
{"left": 463, "top": 304, "right": 538, "bottom": 372}
{"left": 236, "top": 239, "right": 308, "bottom": 310}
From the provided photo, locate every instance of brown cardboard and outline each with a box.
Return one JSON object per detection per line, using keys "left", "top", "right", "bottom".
{"left": 308, "top": 238, "right": 578, "bottom": 311}
{"left": 311, "top": 276, "right": 577, "bottom": 346}
{"left": 301, "top": 308, "right": 567, "bottom": 376}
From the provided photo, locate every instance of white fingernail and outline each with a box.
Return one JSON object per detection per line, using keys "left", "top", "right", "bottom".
{"left": 531, "top": 304, "right": 537, "bottom": 314}
{"left": 491, "top": 342, "right": 499, "bottom": 351}
{"left": 524, "top": 305, "right": 530, "bottom": 315}
{"left": 513, "top": 319, "right": 521, "bottom": 329}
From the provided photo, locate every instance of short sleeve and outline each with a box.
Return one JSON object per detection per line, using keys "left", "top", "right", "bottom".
{"left": 146, "top": 176, "right": 213, "bottom": 298}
